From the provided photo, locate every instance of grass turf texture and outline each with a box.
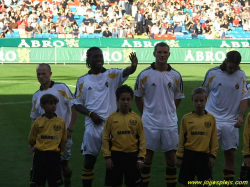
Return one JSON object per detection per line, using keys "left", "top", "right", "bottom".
{"left": 0, "top": 64, "right": 250, "bottom": 187}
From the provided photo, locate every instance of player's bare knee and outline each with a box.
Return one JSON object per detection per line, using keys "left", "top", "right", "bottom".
{"left": 144, "top": 150, "right": 154, "bottom": 163}
{"left": 165, "top": 150, "right": 176, "bottom": 164}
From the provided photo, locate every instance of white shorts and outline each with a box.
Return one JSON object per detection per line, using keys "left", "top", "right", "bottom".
{"left": 217, "top": 123, "right": 239, "bottom": 151}
{"left": 144, "top": 127, "right": 178, "bottom": 152}
{"left": 61, "top": 137, "right": 73, "bottom": 161}
{"left": 81, "top": 121, "right": 105, "bottom": 156}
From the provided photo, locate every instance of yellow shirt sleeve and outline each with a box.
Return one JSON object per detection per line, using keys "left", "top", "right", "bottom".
{"left": 102, "top": 116, "right": 112, "bottom": 158}
{"left": 209, "top": 116, "right": 218, "bottom": 158}
{"left": 137, "top": 119, "right": 146, "bottom": 159}
{"left": 176, "top": 116, "right": 187, "bottom": 158}
{"left": 59, "top": 122, "right": 67, "bottom": 155}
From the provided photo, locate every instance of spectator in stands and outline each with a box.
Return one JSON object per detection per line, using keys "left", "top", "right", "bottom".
{"left": 94, "top": 22, "right": 102, "bottom": 33}
{"left": 151, "top": 23, "right": 159, "bottom": 39}
{"left": 203, "top": 23, "right": 213, "bottom": 39}
{"left": 56, "top": 21, "right": 65, "bottom": 34}
{"left": 159, "top": 22, "right": 167, "bottom": 35}
{"left": 117, "top": 25, "right": 126, "bottom": 38}
{"left": 2, "top": 14, "right": 10, "bottom": 25}
{"left": 0, "top": 32, "right": 6, "bottom": 38}
{"left": 103, "top": 27, "right": 112, "bottom": 37}
{"left": 184, "top": 14, "right": 194, "bottom": 30}
{"left": 233, "top": 16, "right": 241, "bottom": 27}
{"left": 25, "top": 22, "right": 34, "bottom": 37}
{"left": 111, "top": 27, "right": 118, "bottom": 37}
{"left": 126, "top": 28, "right": 133, "bottom": 38}
{"left": 86, "top": 22, "right": 94, "bottom": 34}
{"left": 41, "top": 23, "right": 49, "bottom": 33}
{"left": 135, "top": 10, "right": 145, "bottom": 35}
{"left": 33, "top": 23, "right": 41, "bottom": 35}
{"left": 72, "top": 24, "right": 79, "bottom": 38}
{"left": 64, "top": 22, "right": 72, "bottom": 34}
{"left": 174, "top": 22, "right": 182, "bottom": 34}
{"left": 9, "top": 19, "right": 18, "bottom": 29}
{"left": 17, "top": 16, "right": 28, "bottom": 29}
{"left": 82, "top": 14, "right": 92, "bottom": 25}
{"left": 167, "top": 23, "right": 174, "bottom": 34}
{"left": 243, "top": 20, "right": 250, "bottom": 31}
{"left": 3, "top": 21, "right": 13, "bottom": 34}
{"left": 66, "top": 11, "right": 75, "bottom": 24}
{"left": 31, "top": 18, "right": 39, "bottom": 29}
{"left": 79, "top": 22, "right": 86, "bottom": 34}
{"left": 116, "top": 6, "right": 126, "bottom": 18}
{"left": 195, "top": 22, "right": 203, "bottom": 35}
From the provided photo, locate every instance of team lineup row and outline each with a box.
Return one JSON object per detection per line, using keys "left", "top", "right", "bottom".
{"left": 28, "top": 43, "right": 250, "bottom": 187}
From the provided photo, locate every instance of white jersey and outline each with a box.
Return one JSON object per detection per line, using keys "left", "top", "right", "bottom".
{"left": 72, "top": 68, "right": 127, "bottom": 127}
{"left": 201, "top": 66, "right": 250, "bottom": 124}
{"left": 30, "top": 81, "right": 74, "bottom": 127}
{"left": 134, "top": 63, "right": 185, "bottom": 130}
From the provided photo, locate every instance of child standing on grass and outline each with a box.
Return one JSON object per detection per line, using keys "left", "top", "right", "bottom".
{"left": 176, "top": 88, "right": 219, "bottom": 187}
{"left": 101, "top": 85, "right": 146, "bottom": 187}
{"left": 28, "top": 94, "right": 67, "bottom": 187}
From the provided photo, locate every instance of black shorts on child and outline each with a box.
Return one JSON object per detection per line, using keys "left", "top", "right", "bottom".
{"left": 31, "top": 150, "right": 63, "bottom": 186}
{"left": 105, "top": 151, "right": 142, "bottom": 187}
{"left": 179, "top": 149, "right": 212, "bottom": 185}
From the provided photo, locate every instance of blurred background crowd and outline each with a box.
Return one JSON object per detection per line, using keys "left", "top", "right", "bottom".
{"left": 0, "top": 0, "right": 249, "bottom": 39}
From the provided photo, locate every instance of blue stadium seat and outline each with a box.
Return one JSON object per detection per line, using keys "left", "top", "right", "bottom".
{"left": 6, "top": 33, "right": 12, "bottom": 38}
{"left": 13, "top": 29, "right": 19, "bottom": 34}
{"left": 230, "top": 26, "right": 235, "bottom": 30}
{"left": 12, "top": 33, "right": 20, "bottom": 38}
{"left": 235, "top": 27, "right": 243, "bottom": 30}
{"left": 35, "top": 34, "right": 43, "bottom": 38}
{"left": 231, "top": 31, "right": 238, "bottom": 35}
{"left": 94, "top": 33, "right": 103, "bottom": 38}
{"left": 50, "top": 34, "right": 58, "bottom": 38}
{"left": 91, "top": 5, "right": 96, "bottom": 10}
{"left": 183, "top": 34, "right": 192, "bottom": 39}
{"left": 42, "top": 33, "right": 50, "bottom": 38}
{"left": 197, "top": 35, "right": 205, "bottom": 39}
{"left": 175, "top": 35, "right": 184, "bottom": 39}
{"left": 238, "top": 30, "right": 245, "bottom": 34}
{"left": 0, "top": 30, "right": 3, "bottom": 33}
{"left": 80, "top": 34, "right": 88, "bottom": 38}
{"left": 74, "top": 15, "right": 80, "bottom": 19}
{"left": 70, "top": 6, "right": 76, "bottom": 12}
{"left": 246, "top": 31, "right": 250, "bottom": 35}
{"left": 87, "top": 34, "right": 95, "bottom": 38}
{"left": 52, "top": 16, "right": 58, "bottom": 23}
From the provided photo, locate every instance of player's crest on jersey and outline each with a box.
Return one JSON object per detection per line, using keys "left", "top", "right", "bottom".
{"left": 84, "top": 146, "right": 87, "bottom": 151}
{"left": 54, "top": 125, "right": 62, "bottom": 131}
{"left": 129, "top": 119, "right": 137, "bottom": 126}
{"left": 168, "top": 82, "right": 172, "bottom": 88}
{"left": 235, "top": 83, "right": 239, "bottom": 89}
{"left": 204, "top": 121, "right": 211, "bottom": 128}
{"left": 105, "top": 81, "right": 109, "bottom": 87}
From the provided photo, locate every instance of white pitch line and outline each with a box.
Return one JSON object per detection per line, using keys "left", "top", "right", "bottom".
{"left": 0, "top": 81, "right": 76, "bottom": 88}
{"left": 0, "top": 101, "right": 31, "bottom": 105}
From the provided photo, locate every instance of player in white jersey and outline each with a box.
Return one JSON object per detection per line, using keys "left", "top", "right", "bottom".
{"left": 134, "top": 42, "right": 184, "bottom": 187}
{"left": 30, "top": 63, "right": 78, "bottom": 187}
{"left": 201, "top": 51, "right": 250, "bottom": 186}
{"left": 72, "top": 47, "right": 138, "bottom": 187}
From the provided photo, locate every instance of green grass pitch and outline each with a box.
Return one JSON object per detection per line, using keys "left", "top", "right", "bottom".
{"left": 0, "top": 64, "right": 250, "bottom": 187}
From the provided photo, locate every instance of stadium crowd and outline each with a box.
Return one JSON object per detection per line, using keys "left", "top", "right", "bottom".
{"left": 0, "top": 0, "right": 249, "bottom": 38}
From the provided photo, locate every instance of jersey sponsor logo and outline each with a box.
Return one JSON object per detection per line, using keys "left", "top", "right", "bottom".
{"left": 54, "top": 125, "right": 62, "bottom": 131}
{"left": 190, "top": 131, "right": 208, "bottom": 136}
{"left": 168, "top": 82, "right": 172, "bottom": 88}
{"left": 151, "top": 83, "right": 156, "bottom": 86}
{"left": 235, "top": 83, "right": 239, "bottom": 89}
{"left": 113, "top": 121, "right": 119, "bottom": 123}
{"left": 117, "top": 130, "right": 134, "bottom": 134}
{"left": 129, "top": 119, "right": 137, "bottom": 126}
{"left": 88, "top": 87, "right": 92, "bottom": 90}
{"left": 41, "top": 135, "right": 59, "bottom": 140}
{"left": 105, "top": 81, "right": 109, "bottom": 87}
{"left": 205, "top": 121, "right": 211, "bottom": 128}
{"left": 188, "top": 121, "right": 194, "bottom": 123}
